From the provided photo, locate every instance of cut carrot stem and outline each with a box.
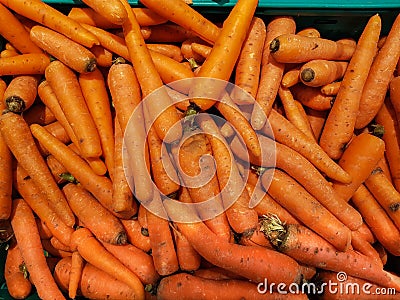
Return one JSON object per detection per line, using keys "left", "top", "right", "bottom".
{"left": 3, "top": 75, "right": 39, "bottom": 113}
{"left": 299, "top": 59, "right": 348, "bottom": 87}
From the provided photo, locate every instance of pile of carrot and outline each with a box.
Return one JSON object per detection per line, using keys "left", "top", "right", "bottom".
{"left": 1, "top": 0, "right": 400, "bottom": 299}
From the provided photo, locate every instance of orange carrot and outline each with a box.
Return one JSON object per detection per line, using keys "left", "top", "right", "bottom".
{"left": 81, "top": 0, "right": 128, "bottom": 25}
{"left": 0, "top": 0, "right": 99, "bottom": 48}
{"left": 350, "top": 229, "right": 382, "bottom": 266}
{"left": 89, "top": 44, "right": 112, "bottom": 67}
{"left": 68, "top": 251, "right": 84, "bottom": 300}
{"left": 120, "top": 218, "right": 151, "bottom": 253}
{"left": 0, "top": 3, "right": 43, "bottom": 54}
{"left": 45, "top": 60, "right": 102, "bottom": 159}
{"left": 390, "top": 76, "right": 400, "bottom": 126}
{"left": 191, "top": 42, "right": 212, "bottom": 59}
{"left": 250, "top": 16, "right": 297, "bottom": 130}
{"left": 296, "top": 27, "right": 321, "bottom": 38}
{"left": 63, "top": 183, "right": 127, "bottom": 245}
{"left": 4, "top": 239, "right": 32, "bottom": 300}
{"left": 139, "top": 0, "right": 220, "bottom": 44}
{"left": 30, "top": 25, "right": 97, "bottom": 73}
{"left": 355, "top": 13, "right": 400, "bottom": 129}
{"left": 146, "top": 23, "right": 197, "bottom": 43}
{"left": 269, "top": 34, "right": 356, "bottom": 63}
{"left": 0, "top": 53, "right": 50, "bottom": 76}
{"left": 3, "top": 75, "right": 39, "bottom": 113}
{"left": 290, "top": 83, "right": 334, "bottom": 111}
{"left": 0, "top": 49, "right": 19, "bottom": 58}
{"left": 10, "top": 198, "right": 65, "bottom": 299}
{"left": 148, "top": 43, "right": 183, "bottom": 62}
{"left": 22, "top": 102, "right": 56, "bottom": 126}
{"left": 70, "top": 227, "right": 145, "bottom": 299}
{"left": 319, "top": 14, "right": 381, "bottom": 159}
{"left": 281, "top": 65, "right": 301, "bottom": 88}
{"left": 320, "top": 80, "right": 342, "bottom": 96}
{"left": 261, "top": 168, "right": 352, "bottom": 251}
{"left": 332, "top": 132, "right": 385, "bottom": 202}
{"left": 46, "top": 154, "right": 69, "bottom": 184}
{"left": 181, "top": 37, "right": 208, "bottom": 63}
{"left": 305, "top": 107, "right": 328, "bottom": 140}
{"left": 299, "top": 59, "right": 348, "bottom": 87}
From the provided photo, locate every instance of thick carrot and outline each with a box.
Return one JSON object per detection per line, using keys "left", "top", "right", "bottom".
{"left": 79, "top": 68, "right": 115, "bottom": 179}
{"left": 156, "top": 272, "right": 309, "bottom": 300}
{"left": 22, "top": 102, "right": 56, "bottom": 126}
{"left": 81, "top": 0, "right": 128, "bottom": 25}
{"left": 0, "top": 112, "right": 74, "bottom": 227}
{"left": 0, "top": 0, "right": 99, "bottom": 48}
{"left": 30, "top": 25, "right": 97, "bottom": 74}
{"left": 319, "top": 14, "right": 381, "bottom": 159}
{"left": 0, "top": 3, "right": 43, "bottom": 54}
{"left": 139, "top": 0, "right": 220, "bottom": 44}
{"left": 261, "top": 168, "right": 352, "bottom": 251}
{"left": 164, "top": 200, "right": 303, "bottom": 285}
{"left": 14, "top": 164, "right": 74, "bottom": 247}
{"left": 260, "top": 215, "right": 400, "bottom": 291}
{"left": 352, "top": 184, "right": 400, "bottom": 256}
{"left": 45, "top": 60, "right": 102, "bottom": 159}
{"left": 120, "top": 0, "right": 182, "bottom": 144}
{"left": 232, "top": 17, "right": 266, "bottom": 104}
{"left": 364, "top": 167, "right": 400, "bottom": 230}
{"left": 269, "top": 34, "right": 356, "bottom": 63}
{"left": 332, "top": 132, "right": 385, "bottom": 202}
{"left": 299, "top": 59, "right": 348, "bottom": 87}
{"left": 120, "top": 218, "right": 151, "bottom": 253}
{"left": 4, "top": 240, "right": 32, "bottom": 300}
{"left": 355, "top": 13, "right": 400, "bottom": 129}
{"left": 0, "top": 53, "right": 50, "bottom": 76}
{"left": 375, "top": 98, "right": 400, "bottom": 191}
{"left": 54, "top": 257, "right": 141, "bottom": 300}
{"left": 69, "top": 227, "right": 145, "bottom": 299}
{"left": 3, "top": 75, "right": 39, "bottom": 113}
{"left": 63, "top": 183, "right": 127, "bottom": 245}
{"left": 290, "top": 83, "right": 334, "bottom": 111}
{"left": 29, "top": 123, "right": 115, "bottom": 215}
{"left": 250, "top": 16, "right": 297, "bottom": 130}
{"left": 10, "top": 198, "right": 65, "bottom": 300}
{"left": 265, "top": 109, "right": 352, "bottom": 183}
{"left": 102, "top": 242, "right": 160, "bottom": 285}
{"left": 190, "top": 0, "right": 258, "bottom": 111}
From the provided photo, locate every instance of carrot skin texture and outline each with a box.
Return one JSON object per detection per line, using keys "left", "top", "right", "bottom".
{"left": 0, "top": 53, "right": 50, "bottom": 76}
{"left": 3, "top": 75, "right": 39, "bottom": 113}
{"left": 319, "top": 14, "right": 381, "bottom": 159}
{"left": 10, "top": 199, "right": 65, "bottom": 300}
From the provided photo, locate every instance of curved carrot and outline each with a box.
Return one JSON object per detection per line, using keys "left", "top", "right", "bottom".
{"left": 10, "top": 198, "right": 65, "bottom": 300}
{"left": 3, "top": 75, "right": 39, "bottom": 113}
{"left": 81, "top": 0, "right": 128, "bottom": 25}
{"left": 0, "top": 3, "right": 43, "bottom": 54}
{"left": 250, "top": 16, "right": 297, "bottom": 130}
{"left": 299, "top": 59, "right": 348, "bottom": 87}
{"left": 45, "top": 61, "right": 102, "bottom": 159}
{"left": 30, "top": 25, "right": 97, "bottom": 73}
{"left": 319, "top": 14, "right": 381, "bottom": 159}
{"left": 70, "top": 227, "right": 145, "bottom": 299}
{"left": 290, "top": 83, "right": 334, "bottom": 111}
{"left": 0, "top": 0, "right": 99, "bottom": 48}
{"left": 0, "top": 53, "right": 50, "bottom": 76}
{"left": 120, "top": 218, "right": 151, "bottom": 253}
{"left": 261, "top": 168, "right": 352, "bottom": 252}
{"left": 355, "top": 13, "right": 400, "bottom": 129}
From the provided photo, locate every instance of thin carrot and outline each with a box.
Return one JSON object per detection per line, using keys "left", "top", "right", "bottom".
{"left": 355, "top": 13, "right": 400, "bottom": 129}
{"left": 4, "top": 239, "right": 32, "bottom": 300}
{"left": 172, "top": 222, "right": 202, "bottom": 271}
{"left": 332, "top": 132, "right": 385, "bottom": 202}
{"left": 14, "top": 164, "right": 74, "bottom": 247}
{"left": 78, "top": 68, "right": 115, "bottom": 179}
{"left": 0, "top": 112, "right": 75, "bottom": 227}
{"left": 63, "top": 183, "right": 127, "bottom": 245}
{"left": 350, "top": 230, "right": 382, "bottom": 266}
{"left": 181, "top": 37, "right": 208, "bottom": 63}
{"left": 89, "top": 44, "right": 112, "bottom": 67}
{"left": 67, "top": 7, "right": 167, "bottom": 28}
{"left": 189, "top": 0, "right": 258, "bottom": 111}
{"left": 0, "top": 0, "right": 99, "bottom": 48}
{"left": 320, "top": 80, "right": 342, "bottom": 96}
{"left": 390, "top": 76, "right": 400, "bottom": 126}
{"left": 261, "top": 168, "right": 352, "bottom": 251}
{"left": 232, "top": 17, "right": 266, "bottom": 105}
{"left": 260, "top": 215, "right": 400, "bottom": 291}
{"left": 69, "top": 227, "right": 145, "bottom": 299}
{"left": 290, "top": 83, "right": 334, "bottom": 111}
{"left": 45, "top": 60, "right": 102, "bottom": 159}
{"left": 139, "top": 0, "right": 220, "bottom": 44}
{"left": 81, "top": 0, "right": 128, "bottom": 25}
{"left": 269, "top": 33, "right": 356, "bottom": 63}
{"left": 0, "top": 49, "right": 19, "bottom": 58}
{"left": 147, "top": 43, "right": 183, "bottom": 62}
{"left": 265, "top": 109, "right": 352, "bottom": 183}
{"left": 281, "top": 65, "right": 301, "bottom": 88}
{"left": 250, "top": 16, "right": 297, "bottom": 130}
{"left": 120, "top": 218, "right": 151, "bottom": 253}
{"left": 3, "top": 75, "right": 39, "bottom": 113}
{"left": 41, "top": 239, "right": 72, "bottom": 258}
{"left": 296, "top": 27, "right": 321, "bottom": 38}
{"left": 319, "top": 14, "right": 381, "bottom": 159}
{"left": 146, "top": 23, "right": 197, "bottom": 43}
{"left": 351, "top": 184, "right": 400, "bottom": 256}
{"left": 29, "top": 123, "right": 115, "bottom": 215}
{"left": 10, "top": 198, "right": 65, "bottom": 299}
{"left": 0, "top": 3, "right": 43, "bottom": 54}
{"left": 0, "top": 53, "right": 50, "bottom": 76}
{"left": 305, "top": 107, "right": 328, "bottom": 140}
{"left": 299, "top": 59, "right": 348, "bottom": 87}
{"left": 50, "top": 236, "right": 71, "bottom": 253}
{"left": 120, "top": 0, "right": 182, "bottom": 144}
{"left": 36, "top": 218, "right": 53, "bottom": 240}
{"left": 46, "top": 154, "right": 69, "bottom": 184}
{"left": 30, "top": 25, "right": 97, "bottom": 73}
{"left": 68, "top": 251, "right": 84, "bottom": 300}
